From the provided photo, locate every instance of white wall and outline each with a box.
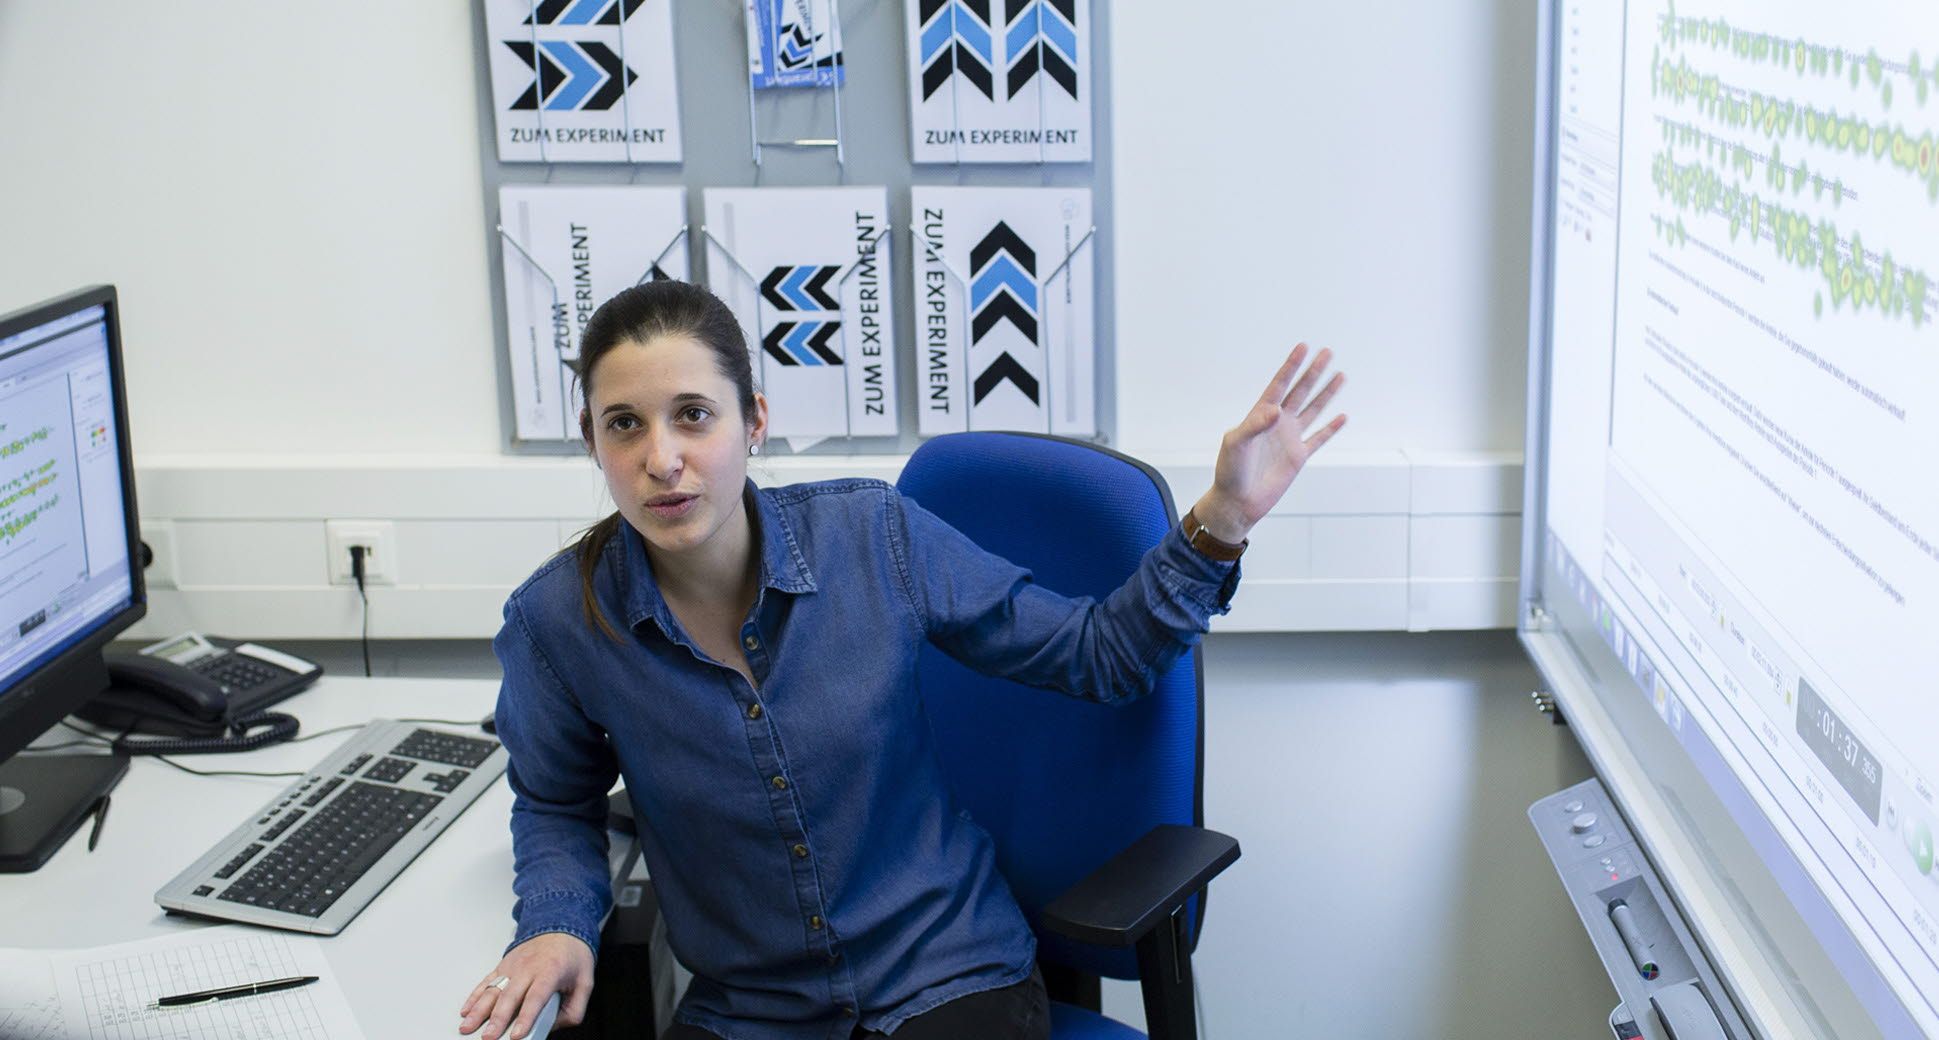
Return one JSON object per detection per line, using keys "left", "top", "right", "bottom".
{"left": 0, "top": 3, "right": 499, "bottom": 455}
{"left": 1111, "top": 0, "right": 1539, "bottom": 458}
{"left": 0, "top": 0, "right": 1538, "bottom": 635}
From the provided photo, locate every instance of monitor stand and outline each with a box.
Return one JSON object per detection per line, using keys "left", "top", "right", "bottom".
{"left": 0, "top": 753, "right": 128, "bottom": 872}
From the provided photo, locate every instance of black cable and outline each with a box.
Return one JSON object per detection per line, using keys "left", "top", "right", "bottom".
{"left": 351, "top": 544, "right": 373, "bottom": 677}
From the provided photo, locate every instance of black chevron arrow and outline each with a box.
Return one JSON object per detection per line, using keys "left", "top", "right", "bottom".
{"left": 924, "top": 42, "right": 993, "bottom": 100}
{"left": 579, "top": 40, "right": 637, "bottom": 110}
{"left": 1008, "top": 42, "right": 1078, "bottom": 99}
{"left": 504, "top": 41, "right": 567, "bottom": 111}
{"left": 969, "top": 221, "right": 1036, "bottom": 273}
{"left": 803, "top": 321, "right": 843, "bottom": 364}
{"left": 522, "top": 0, "right": 647, "bottom": 24}
{"left": 762, "top": 323, "right": 802, "bottom": 366}
{"left": 760, "top": 268, "right": 791, "bottom": 310}
{"left": 973, "top": 352, "right": 1040, "bottom": 404}
{"left": 594, "top": 0, "right": 648, "bottom": 25}
{"left": 523, "top": 0, "right": 575, "bottom": 24}
{"left": 971, "top": 291, "right": 1038, "bottom": 343}
{"left": 803, "top": 266, "right": 840, "bottom": 309}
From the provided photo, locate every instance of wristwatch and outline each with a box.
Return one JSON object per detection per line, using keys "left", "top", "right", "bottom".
{"left": 1180, "top": 507, "right": 1247, "bottom": 562}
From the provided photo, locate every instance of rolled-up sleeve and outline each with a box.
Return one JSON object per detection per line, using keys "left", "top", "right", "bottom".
{"left": 891, "top": 491, "right": 1239, "bottom": 704}
{"left": 493, "top": 600, "right": 618, "bottom": 954}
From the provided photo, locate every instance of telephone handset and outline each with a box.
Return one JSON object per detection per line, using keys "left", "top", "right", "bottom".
{"left": 76, "top": 633, "right": 323, "bottom": 754}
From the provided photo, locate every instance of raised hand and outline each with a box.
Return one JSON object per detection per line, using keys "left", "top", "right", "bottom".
{"left": 1190, "top": 344, "right": 1347, "bottom": 544}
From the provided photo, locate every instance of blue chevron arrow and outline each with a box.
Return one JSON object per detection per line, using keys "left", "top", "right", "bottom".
{"left": 539, "top": 41, "right": 605, "bottom": 110}
{"left": 779, "top": 26, "right": 815, "bottom": 68}
{"left": 556, "top": 0, "right": 611, "bottom": 25}
{"left": 1005, "top": 0, "right": 1077, "bottom": 66}
{"left": 970, "top": 256, "right": 1037, "bottom": 312}
{"left": 782, "top": 322, "right": 828, "bottom": 365}
{"left": 920, "top": 5, "right": 992, "bottom": 66}
{"left": 778, "top": 267, "right": 819, "bottom": 311}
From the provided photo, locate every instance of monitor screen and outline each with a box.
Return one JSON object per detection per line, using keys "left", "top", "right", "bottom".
{"left": 1525, "top": 0, "right": 1937, "bottom": 1035}
{"left": 0, "top": 298, "right": 138, "bottom": 703}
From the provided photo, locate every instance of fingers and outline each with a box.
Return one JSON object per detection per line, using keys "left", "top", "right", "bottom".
{"left": 458, "top": 981, "right": 500, "bottom": 1035}
{"left": 558, "top": 958, "right": 593, "bottom": 1024}
{"left": 1279, "top": 347, "right": 1333, "bottom": 414}
{"left": 1257, "top": 343, "right": 1309, "bottom": 407}
{"left": 1304, "top": 413, "right": 1348, "bottom": 454}
{"left": 560, "top": 976, "right": 594, "bottom": 1027}
{"left": 1295, "top": 372, "right": 1346, "bottom": 430}
{"left": 507, "top": 986, "right": 553, "bottom": 1040}
{"left": 481, "top": 975, "right": 535, "bottom": 1040}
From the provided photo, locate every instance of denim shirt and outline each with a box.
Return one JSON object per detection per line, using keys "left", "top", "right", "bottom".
{"left": 493, "top": 478, "right": 1239, "bottom": 1040}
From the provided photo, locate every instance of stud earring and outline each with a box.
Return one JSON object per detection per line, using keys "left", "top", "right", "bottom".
{"left": 748, "top": 443, "right": 760, "bottom": 457}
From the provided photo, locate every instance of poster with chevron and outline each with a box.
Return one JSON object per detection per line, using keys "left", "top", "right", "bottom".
{"left": 499, "top": 185, "right": 689, "bottom": 442}
{"left": 702, "top": 188, "right": 897, "bottom": 444}
{"left": 746, "top": 0, "right": 845, "bottom": 90}
{"left": 911, "top": 187, "right": 1094, "bottom": 435}
{"left": 905, "top": 0, "right": 1091, "bottom": 164}
{"left": 484, "top": 0, "right": 682, "bottom": 163}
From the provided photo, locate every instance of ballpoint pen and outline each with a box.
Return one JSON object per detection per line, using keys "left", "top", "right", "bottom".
{"left": 152, "top": 976, "right": 320, "bottom": 1008}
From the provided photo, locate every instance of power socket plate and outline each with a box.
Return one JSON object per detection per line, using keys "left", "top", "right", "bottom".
{"left": 326, "top": 520, "right": 397, "bottom": 586}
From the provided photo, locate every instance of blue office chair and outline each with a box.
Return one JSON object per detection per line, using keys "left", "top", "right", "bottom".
{"left": 897, "top": 432, "right": 1240, "bottom": 1040}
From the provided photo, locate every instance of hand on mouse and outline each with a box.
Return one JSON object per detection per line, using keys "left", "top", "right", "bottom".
{"left": 458, "top": 932, "right": 594, "bottom": 1039}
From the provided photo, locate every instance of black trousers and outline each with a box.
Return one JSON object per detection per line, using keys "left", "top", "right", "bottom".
{"left": 658, "top": 967, "right": 1049, "bottom": 1040}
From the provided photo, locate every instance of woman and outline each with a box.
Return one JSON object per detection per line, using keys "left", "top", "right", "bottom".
{"left": 458, "top": 280, "right": 1345, "bottom": 1040}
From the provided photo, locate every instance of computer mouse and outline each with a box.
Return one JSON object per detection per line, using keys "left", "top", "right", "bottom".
{"left": 480, "top": 711, "right": 496, "bottom": 735}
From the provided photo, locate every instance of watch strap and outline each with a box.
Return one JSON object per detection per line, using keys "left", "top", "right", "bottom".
{"left": 1181, "top": 507, "right": 1248, "bottom": 562}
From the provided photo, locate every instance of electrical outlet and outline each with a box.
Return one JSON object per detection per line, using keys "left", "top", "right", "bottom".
{"left": 326, "top": 520, "right": 397, "bottom": 586}
{"left": 141, "top": 520, "right": 178, "bottom": 589}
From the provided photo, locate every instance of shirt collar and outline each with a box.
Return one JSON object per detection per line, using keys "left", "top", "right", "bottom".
{"left": 617, "top": 480, "right": 817, "bottom": 637}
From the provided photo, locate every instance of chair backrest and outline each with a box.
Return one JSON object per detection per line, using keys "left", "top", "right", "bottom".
{"left": 897, "top": 432, "right": 1205, "bottom": 982}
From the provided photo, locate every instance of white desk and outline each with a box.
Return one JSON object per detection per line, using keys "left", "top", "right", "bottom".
{"left": 0, "top": 677, "right": 519, "bottom": 1039}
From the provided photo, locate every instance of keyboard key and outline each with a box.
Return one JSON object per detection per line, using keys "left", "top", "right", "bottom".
{"left": 363, "top": 757, "right": 415, "bottom": 783}
{"left": 393, "top": 729, "right": 499, "bottom": 768}
{"left": 215, "top": 782, "right": 441, "bottom": 918}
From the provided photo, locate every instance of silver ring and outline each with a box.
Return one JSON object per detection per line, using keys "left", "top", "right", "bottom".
{"left": 488, "top": 976, "right": 511, "bottom": 991}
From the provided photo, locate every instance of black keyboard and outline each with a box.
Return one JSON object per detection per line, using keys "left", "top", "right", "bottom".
{"left": 157, "top": 719, "right": 509, "bottom": 935}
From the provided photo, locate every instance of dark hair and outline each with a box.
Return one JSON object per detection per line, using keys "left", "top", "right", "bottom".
{"left": 568, "top": 279, "right": 758, "bottom": 640}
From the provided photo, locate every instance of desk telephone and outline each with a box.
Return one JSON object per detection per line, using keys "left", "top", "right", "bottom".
{"left": 76, "top": 632, "right": 323, "bottom": 754}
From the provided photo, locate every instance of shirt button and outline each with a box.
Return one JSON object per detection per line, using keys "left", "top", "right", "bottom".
{"left": 746, "top": 703, "right": 763, "bottom": 720}
{"left": 838, "top": 1005, "right": 855, "bottom": 1017}
{"left": 808, "top": 915, "right": 823, "bottom": 929}
{"left": 771, "top": 776, "right": 788, "bottom": 790}
{"left": 792, "top": 843, "right": 809, "bottom": 858}
{"left": 743, "top": 634, "right": 760, "bottom": 651}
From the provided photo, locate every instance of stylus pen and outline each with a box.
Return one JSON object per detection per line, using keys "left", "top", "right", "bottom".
{"left": 1607, "top": 899, "right": 1660, "bottom": 980}
{"left": 152, "top": 975, "right": 319, "bottom": 1008}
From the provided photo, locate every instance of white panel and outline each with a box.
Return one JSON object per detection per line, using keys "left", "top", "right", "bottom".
{"left": 1405, "top": 451, "right": 1525, "bottom": 514}
{"left": 1217, "top": 579, "right": 1411, "bottom": 632}
{"left": 1150, "top": 450, "right": 1413, "bottom": 518}
{"left": 1407, "top": 577, "right": 1519, "bottom": 632}
{"left": 174, "top": 522, "right": 325, "bottom": 587}
{"left": 129, "top": 588, "right": 513, "bottom": 642}
{"left": 1309, "top": 516, "right": 1409, "bottom": 581}
{"left": 1408, "top": 515, "right": 1521, "bottom": 580}
{"left": 1236, "top": 515, "right": 1312, "bottom": 580}
{"left": 394, "top": 521, "right": 564, "bottom": 587}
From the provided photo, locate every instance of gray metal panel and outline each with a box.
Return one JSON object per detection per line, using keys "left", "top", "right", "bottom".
{"left": 470, "top": 1, "right": 1115, "bottom": 454}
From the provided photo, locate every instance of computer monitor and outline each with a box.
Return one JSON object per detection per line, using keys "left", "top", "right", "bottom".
{"left": 0, "top": 285, "right": 145, "bottom": 871}
{"left": 1521, "top": 1, "right": 1937, "bottom": 1036}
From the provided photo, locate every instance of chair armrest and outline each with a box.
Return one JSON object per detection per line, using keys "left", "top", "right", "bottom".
{"left": 1040, "top": 824, "right": 1240, "bottom": 948}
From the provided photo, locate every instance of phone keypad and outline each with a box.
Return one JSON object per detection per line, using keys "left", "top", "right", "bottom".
{"left": 195, "top": 655, "right": 286, "bottom": 692}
